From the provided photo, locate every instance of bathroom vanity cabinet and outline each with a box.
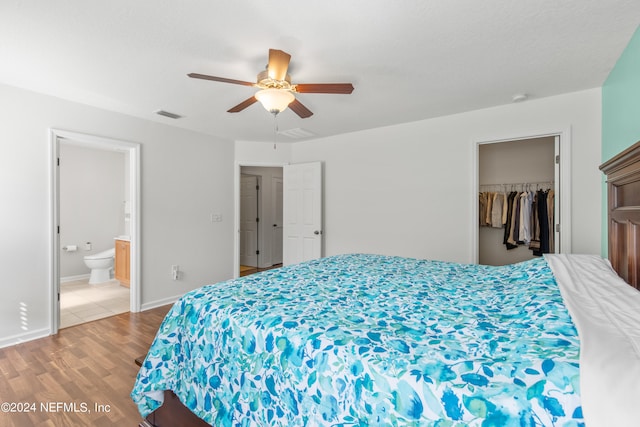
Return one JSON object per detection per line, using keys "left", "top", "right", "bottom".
{"left": 115, "top": 239, "right": 130, "bottom": 287}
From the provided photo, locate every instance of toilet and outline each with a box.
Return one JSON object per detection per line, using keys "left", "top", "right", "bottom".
{"left": 83, "top": 248, "right": 115, "bottom": 284}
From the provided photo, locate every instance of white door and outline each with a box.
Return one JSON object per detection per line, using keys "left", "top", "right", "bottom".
{"left": 283, "top": 162, "right": 322, "bottom": 265}
{"left": 240, "top": 174, "right": 259, "bottom": 267}
{"left": 272, "top": 176, "right": 283, "bottom": 265}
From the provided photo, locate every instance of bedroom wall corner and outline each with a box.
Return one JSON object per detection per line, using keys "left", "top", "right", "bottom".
{"left": 602, "top": 25, "right": 640, "bottom": 256}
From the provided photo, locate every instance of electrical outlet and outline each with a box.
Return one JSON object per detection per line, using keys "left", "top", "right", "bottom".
{"left": 171, "top": 265, "right": 179, "bottom": 280}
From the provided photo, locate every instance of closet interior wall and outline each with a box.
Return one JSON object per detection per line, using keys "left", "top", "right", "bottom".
{"left": 478, "top": 137, "right": 556, "bottom": 266}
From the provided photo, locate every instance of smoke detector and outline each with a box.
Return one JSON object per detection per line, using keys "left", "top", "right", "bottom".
{"left": 512, "top": 94, "right": 528, "bottom": 103}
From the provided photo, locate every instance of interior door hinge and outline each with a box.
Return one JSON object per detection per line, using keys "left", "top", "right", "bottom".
{"left": 556, "top": 224, "right": 561, "bottom": 232}
{"left": 57, "top": 225, "right": 60, "bottom": 234}
{"left": 57, "top": 157, "right": 60, "bottom": 166}
{"left": 256, "top": 217, "right": 260, "bottom": 222}
{"left": 255, "top": 250, "right": 260, "bottom": 255}
{"left": 555, "top": 155, "right": 560, "bottom": 164}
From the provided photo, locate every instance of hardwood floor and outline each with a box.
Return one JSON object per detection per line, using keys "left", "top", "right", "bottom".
{"left": 239, "top": 263, "right": 282, "bottom": 277}
{"left": 0, "top": 305, "right": 171, "bottom": 427}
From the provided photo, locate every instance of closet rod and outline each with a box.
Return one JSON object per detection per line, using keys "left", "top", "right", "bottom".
{"left": 479, "top": 181, "right": 554, "bottom": 190}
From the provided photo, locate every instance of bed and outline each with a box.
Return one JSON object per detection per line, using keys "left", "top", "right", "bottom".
{"left": 131, "top": 142, "right": 640, "bottom": 427}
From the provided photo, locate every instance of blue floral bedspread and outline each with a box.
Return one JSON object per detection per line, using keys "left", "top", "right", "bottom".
{"left": 131, "top": 254, "right": 583, "bottom": 426}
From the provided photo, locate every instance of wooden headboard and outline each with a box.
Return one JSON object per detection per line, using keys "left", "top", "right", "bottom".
{"left": 600, "top": 140, "right": 640, "bottom": 289}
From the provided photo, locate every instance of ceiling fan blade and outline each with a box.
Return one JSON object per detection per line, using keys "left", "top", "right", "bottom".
{"left": 188, "top": 73, "right": 255, "bottom": 87}
{"left": 227, "top": 96, "right": 258, "bottom": 113}
{"left": 288, "top": 99, "right": 313, "bottom": 118}
{"left": 268, "top": 49, "right": 291, "bottom": 81}
{"left": 294, "top": 83, "right": 354, "bottom": 94}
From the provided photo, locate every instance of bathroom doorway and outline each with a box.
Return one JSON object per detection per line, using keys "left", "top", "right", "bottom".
{"left": 50, "top": 129, "right": 140, "bottom": 334}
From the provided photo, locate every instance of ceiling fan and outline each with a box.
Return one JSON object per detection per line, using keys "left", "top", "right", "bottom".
{"left": 188, "top": 49, "right": 354, "bottom": 118}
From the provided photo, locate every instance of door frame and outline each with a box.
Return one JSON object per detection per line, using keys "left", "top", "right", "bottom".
{"left": 472, "top": 128, "right": 572, "bottom": 263}
{"left": 234, "top": 162, "right": 286, "bottom": 278}
{"left": 271, "top": 176, "right": 284, "bottom": 265}
{"left": 49, "top": 129, "right": 141, "bottom": 334}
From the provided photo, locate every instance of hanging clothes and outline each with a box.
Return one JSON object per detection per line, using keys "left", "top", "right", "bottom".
{"left": 479, "top": 192, "right": 487, "bottom": 227}
{"left": 479, "top": 191, "right": 506, "bottom": 228}
{"left": 547, "top": 190, "right": 555, "bottom": 253}
{"left": 529, "top": 192, "right": 541, "bottom": 253}
{"left": 530, "top": 189, "right": 555, "bottom": 256}
{"left": 485, "top": 192, "right": 494, "bottom": 226}
{"left": 479, "top": 184, "right": 554, "bottom": 255}
{"left": 519, "top": 191, "right": 533, "bottom": 245}
{"left": 502, "top": 191, "right": 518, "bottom": 250}
{"left": 501, "top": 193, "right": 509, "bottom": 224}
{"left": 534, "top": 189, "right": 549, "bottom": 255}
{"left": 491, "top": 192, "right": 504, "bottom": 228}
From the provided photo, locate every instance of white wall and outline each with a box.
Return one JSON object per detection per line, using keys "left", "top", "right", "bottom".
{"left": 290, "top": 89, "right": 602, "bottom": 263}
{"left": 235, "top": 140, "right": 292, "bottom": 164}
{"left": 59, "top": 143, "right": 125, "bottom": 278}
{"left": 0, "top": 83, "right": 235, "bottom": 347}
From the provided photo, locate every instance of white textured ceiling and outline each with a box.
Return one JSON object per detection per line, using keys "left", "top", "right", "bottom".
{"left": 1, "top": 1, "right": 638, "bottom": 142}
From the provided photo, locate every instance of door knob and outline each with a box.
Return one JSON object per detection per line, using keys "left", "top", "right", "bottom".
{"left": 314, "top": 230, "right": 322, "bottom": 235}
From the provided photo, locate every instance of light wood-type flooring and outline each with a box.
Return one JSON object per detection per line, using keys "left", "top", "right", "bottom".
{"left": 239, "top": 263, "right": 282, "bottom": 277}
{"left": 0, "top": 305, "right": 171, "bottom": 427}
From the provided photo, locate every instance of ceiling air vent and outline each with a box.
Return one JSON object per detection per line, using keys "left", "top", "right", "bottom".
{"left": 155, "top": 110, "right": 182, "bottom": 119}
{"left": 277, "top": 127, "right": 316, "bottom": 139}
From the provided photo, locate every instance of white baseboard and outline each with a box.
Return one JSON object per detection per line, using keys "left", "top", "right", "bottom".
{"left": 141, "top": 294, "right": 181, "bottom": 311}
{"left": 60, "top": 273, "right": 91, "bottom": 283}
{"left": 0, "top": 327, "right": 51, "bottom": 349}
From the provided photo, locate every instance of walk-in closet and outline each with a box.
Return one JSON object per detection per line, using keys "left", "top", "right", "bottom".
{"left": 478, "top": 136, "right": 558, "bottom": 266}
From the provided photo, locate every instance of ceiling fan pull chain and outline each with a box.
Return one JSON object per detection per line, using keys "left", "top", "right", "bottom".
{"left": 273, "top": 115, "right": 279, "bottom": 150}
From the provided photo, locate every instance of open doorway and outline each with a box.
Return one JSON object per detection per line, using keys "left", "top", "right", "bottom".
{"left": 478, "top": 137, "right": 556, "bottom": 265}
{"left": 58, "top": 141, "right": 130, "bottom": 327}
{"left": 473, "top": 130, "right": 572, "bottom": 264}
{"left": 50, "top": 129, "right": 140, "bottom": 334}
{"left": 238, "top": 166, "right": 284, "bottom": 277}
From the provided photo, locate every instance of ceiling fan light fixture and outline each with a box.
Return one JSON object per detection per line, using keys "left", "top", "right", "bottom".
{"left": 188, "top": 48, "right": 353, "bottom": 118}
{"left": 255, "top": 88, "right": 295, "bottom": 115}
